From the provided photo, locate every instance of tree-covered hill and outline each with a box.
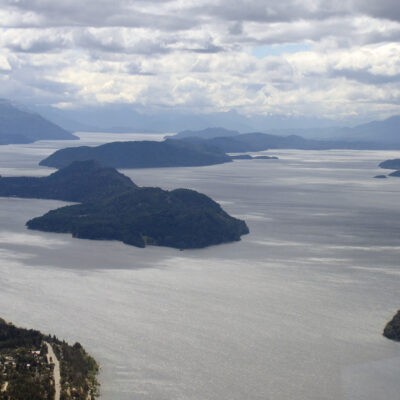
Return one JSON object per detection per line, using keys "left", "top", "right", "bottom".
{"left": 27, "top": 187, "right": 249, "bottom": 249}
{"left": 0, "top": 160, "right": 137, "bottom": 202}
{"left": 1, "top": 161, "right": 249, "bottom": 249}
{"left": 39, "top": 139, "right": 231, "bottom": 169}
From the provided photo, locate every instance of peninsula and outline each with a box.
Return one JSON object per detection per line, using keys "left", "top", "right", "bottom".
{"left": 0, "top": 160, "right": 136, "bottom": 202}
{"left": 0, "top": 318, "right": 99, "bottom": 399}
{"left": 39, "top": 139, "right": 231, "bottom": 169}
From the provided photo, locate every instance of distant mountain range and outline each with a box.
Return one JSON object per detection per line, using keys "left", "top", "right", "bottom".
{"left": 173, "top": 128, "right": 399, "bottom": 152}
{"left": 1, "top": 98, "right": 399, "bottom": 146}
{"left": 0, "top": 100, "right": 77, "bottom": 145}
{"left": 347, "top": 116, "right": 400, "bottom": 143}
{"left": 174, "top": 119, "right": 400, "bottom": 146}
{"left": 34, "top": 103, "right": 345, "bottom": 134}
{"left": 31, "top": 102, "right": 400, "bottom": 145}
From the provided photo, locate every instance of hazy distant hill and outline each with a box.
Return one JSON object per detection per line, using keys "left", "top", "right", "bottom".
{"left": 31, "top": 100, "right": 400, "bottom": 144}
{"left": 347, "top": 115, "right": 400, "bottom": 144}
{"left": 175, "top": 127, "right": 240, "bottom": 139}
{"left": 0, "top": 100, "right": 77, "bottom": 145}
{"left": 36, "top": 105, "right": 255, "bottom": 133}
{"left": 177, "top": 131, "right": 385, "bottom": 152}
{"left": 39, "top": 139, "right": 232, "bottom": 169}
{"left": 173, "top": 114, "right": 400, "bottom": 145}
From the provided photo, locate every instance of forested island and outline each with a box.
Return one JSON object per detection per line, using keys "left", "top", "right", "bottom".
{"left": 0, "top": 318, "right": 99, "bottom": 400}
{"left": 27, "top": 187, "right": 248, "bottom": 249}
{"left": 0, "top": 161, "right": 249, "bottom": 249}
{"left": 383, "top": 311, "right": 400, "bottom": 341}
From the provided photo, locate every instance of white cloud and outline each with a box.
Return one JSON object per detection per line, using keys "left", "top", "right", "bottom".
{"left": 0, "top": 0, "right": 399, "bottom": 120}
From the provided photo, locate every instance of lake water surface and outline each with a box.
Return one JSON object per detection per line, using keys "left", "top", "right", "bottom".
{"left": 0, "top": 133, "right": 399, "bottom": 399}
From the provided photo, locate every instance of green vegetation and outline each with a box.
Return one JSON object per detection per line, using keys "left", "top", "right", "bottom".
{"left": 383, "top": 310, "right": 400, "bottom": 342}
{"left": 53, "top": 342, "right": 99, "bottom": 400}
{"left": 27, "top": 187, "right": 249, "bottom": 249}
{"left": 0, "top": 160, "right": 248, "bottom": 249}
{"left": 0, "top": 160, "right": 137, "bottom": 202}
{"left": 0, "top": 318, "right": 99, "bottom": 400}
{"left": 0, "top": 325, "right": 54, "bottom": 400}
{"left": 39, "top": 139, "right": 231, "bottom": 169}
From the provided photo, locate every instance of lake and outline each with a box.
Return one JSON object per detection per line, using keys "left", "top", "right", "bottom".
{"left": 0, "top": 133, "right": 399, "bottom": 399}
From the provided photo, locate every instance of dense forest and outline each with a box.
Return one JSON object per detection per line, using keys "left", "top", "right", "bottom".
{"left": 39, "top": 139, "right": 232, "bottom": 169}
{"left": 27, "top": 187, "right": 249, "bottom": 249}
{"left": 383, "top": 311, "right": 400, "bottom": 341}
{"left": 0, "top": 160, "right": 136, "bottom": 202}
{"left": 1, "top": 160, "right": 249, "bottom": 249}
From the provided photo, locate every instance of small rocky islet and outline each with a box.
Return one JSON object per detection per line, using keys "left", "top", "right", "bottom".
{"left": 375, "top": 158, "right": 400, "bottom": 179}
{"left": 383, "top": 310, "right": 400, "bottom": 342}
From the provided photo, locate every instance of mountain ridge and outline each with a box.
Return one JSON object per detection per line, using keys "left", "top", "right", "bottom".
{"left": 0, "top": 100, "right": 78, "bottom": 145}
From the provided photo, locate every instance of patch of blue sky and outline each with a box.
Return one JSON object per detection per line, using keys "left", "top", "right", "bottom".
{"left": 251, "top": 43, "right": 312, "bottom": 58}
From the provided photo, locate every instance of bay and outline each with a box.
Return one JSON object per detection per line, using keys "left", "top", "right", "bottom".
{"left": 0, "top": 133, "right": 399, "bottom": 399}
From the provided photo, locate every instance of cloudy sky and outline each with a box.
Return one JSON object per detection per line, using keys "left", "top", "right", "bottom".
{"left": 0, "top": 0, "right": 399, "bottom": 121}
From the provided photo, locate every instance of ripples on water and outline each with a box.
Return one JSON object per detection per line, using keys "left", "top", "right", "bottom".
{"left": 0, "top": 133, "right": 399, "bottom": 399}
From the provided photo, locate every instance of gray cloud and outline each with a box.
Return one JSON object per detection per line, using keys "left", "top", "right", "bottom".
{"left": 193, "top": 0, "right": 348, "bottom": 24}
{"left": 74, "top": 29, "right": 172, "bottom": 55}
{"left": 331, "top": 68, "right": 400, "bottom": 85}
{"left": 6, "top": 37, "right": 69, "bottom": 53}
{"left": 0, "top": 0, "right": 196, "bottom": 30}
{"left": 354, "top": 0, "right": 400, "bottom": 22}
{"left": 125, "top": 62, "right": 155, "bottom": 76}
